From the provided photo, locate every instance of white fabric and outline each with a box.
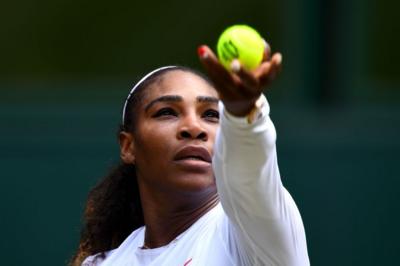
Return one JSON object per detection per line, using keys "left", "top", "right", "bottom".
{"left": 83, "top": 95, "right": 309, "bottom": 266}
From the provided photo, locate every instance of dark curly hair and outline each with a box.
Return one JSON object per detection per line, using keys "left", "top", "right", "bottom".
{"left": 70, "top": 66, "right": 212, "bottom": 266}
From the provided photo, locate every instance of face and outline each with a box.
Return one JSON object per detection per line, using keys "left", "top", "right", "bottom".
{"left": 121, "top": 70, "right": 220, "bottom": 198}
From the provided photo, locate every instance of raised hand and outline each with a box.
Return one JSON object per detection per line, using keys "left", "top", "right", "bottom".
{"left": 197, "top": 43, "right": 282, "bottom": 117}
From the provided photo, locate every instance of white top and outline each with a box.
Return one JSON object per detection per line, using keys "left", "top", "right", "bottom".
{"left": 83, "top": 95, "right": 309, "bottom": 266}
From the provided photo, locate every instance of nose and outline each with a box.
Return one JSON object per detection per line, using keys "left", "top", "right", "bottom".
{"left": 178, "top": 114, "right": 208, "bottom": 141}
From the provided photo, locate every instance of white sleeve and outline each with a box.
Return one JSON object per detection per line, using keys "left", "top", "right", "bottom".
{"left": 213, "top": 95, "right": 310, "bottom": 266}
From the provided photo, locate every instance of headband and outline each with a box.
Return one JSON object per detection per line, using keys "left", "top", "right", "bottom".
{"left": 122, "top": 66, "right": 178, "bottom": 125}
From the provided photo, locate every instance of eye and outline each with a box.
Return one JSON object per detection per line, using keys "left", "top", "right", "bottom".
{"left": 203, "top": 109, "right": 219, "bottom": 122}
{"left": 152, "top": 107, "right": 178, "bottom": 118}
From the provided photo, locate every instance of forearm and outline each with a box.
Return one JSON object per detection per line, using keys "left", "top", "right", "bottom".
{"left": 213, "top": 95, "right": 309, "bottom": 265}
{"left": 214, "top": 94, "right": 281, "bottom": 216}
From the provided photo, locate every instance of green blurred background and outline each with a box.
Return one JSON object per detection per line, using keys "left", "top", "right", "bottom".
{"left": 1, "top": 0, "right": 399, "bottom": 265}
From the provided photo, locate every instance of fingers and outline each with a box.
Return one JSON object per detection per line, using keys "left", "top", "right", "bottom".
{"left": 256, "top": 53, "right": 283, "bottom": 87}
{"left": 198, "top": 44, "right": 282, "bottom": 99}
{"left": 197, "top": 45, "right": 232, "bottom": 84}
{"left": 197, "top": 43, "right": 282, "bottom": 116}
{"left": 197, "top": 45, "right": 241, "bottom": 98}
{"left": 231, "top": 59, "right": 259, "bottom": 91}
{"left": 262, "top": 39, "right": 271, "bottom": 62}
{"left": 198, "top": 44, "right": 258, "bottom": 89}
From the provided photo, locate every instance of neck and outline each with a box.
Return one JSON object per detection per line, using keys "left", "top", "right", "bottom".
{"left": 139, "top": 186, "right": 219, "bottom": 249}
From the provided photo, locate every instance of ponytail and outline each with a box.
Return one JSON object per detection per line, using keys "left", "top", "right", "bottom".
{"left": 69, "top": 163, "right": 143, "bottom": 266}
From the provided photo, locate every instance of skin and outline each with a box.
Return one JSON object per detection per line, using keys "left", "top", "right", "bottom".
{"left": 198, "top": 44, "right": 282, "bottom": 116}
{"left": 119, "top": 44, "right": 282, "bottom": 248}
{"left": 120, "top": 70, "right": 220, "bottom": 248}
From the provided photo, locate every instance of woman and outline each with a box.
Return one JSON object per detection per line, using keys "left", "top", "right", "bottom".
{"left": 70, "top": 44, "right": 309, "bottom": 266}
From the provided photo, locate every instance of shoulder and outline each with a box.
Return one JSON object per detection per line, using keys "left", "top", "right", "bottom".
{"left": 80, "top": 226, "right": 145, "bottom": 266}
{"left": 81, "top": 250, "right": 116, "bottom": 266}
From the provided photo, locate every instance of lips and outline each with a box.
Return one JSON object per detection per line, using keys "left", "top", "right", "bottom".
{"left": 174, "top": 146, "right": 212, "bottom": 163}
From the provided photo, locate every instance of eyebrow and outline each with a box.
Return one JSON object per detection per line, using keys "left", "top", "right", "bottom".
{"left": 145, "top": 95, "right": 219, "bottom": 111}
{"left": 197, "top": 96, "right": 219, "bottom": 104}
{"left": 145, "top": 95, "right": 182, "bottom": 111}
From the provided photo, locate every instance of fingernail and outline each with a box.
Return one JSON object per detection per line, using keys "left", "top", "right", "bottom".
{"left": 262, "top": 38, "right": 270, "bottom": 49}
{"left": 230, "top": 59, "right": 241, "bottom": 73}
{"left": 197, "top": 45, "right": 208, "bottom": 59}
{"left": 275, "top": 53, "right": 282, "bottom": 65}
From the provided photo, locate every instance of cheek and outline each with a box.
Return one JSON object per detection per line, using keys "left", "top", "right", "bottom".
{"left": 207, "top": 124, "right": 218, "bottom": 141}
{"left": 135, "top": 123, "right": 177, "bottom": 160}
{"left": 203, "top": 124, "right": 218, "bottom": 156}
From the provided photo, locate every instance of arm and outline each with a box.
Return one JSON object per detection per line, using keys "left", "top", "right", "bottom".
{"left": 198, "top": 45, "right": 309, "bottom": 265}
{"left": 213, "top": 96, "right": 309, "bottom": 265}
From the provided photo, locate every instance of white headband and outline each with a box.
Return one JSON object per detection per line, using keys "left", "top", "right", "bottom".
{"left": 122, "top": 66, "right": 178, "bottom": 125}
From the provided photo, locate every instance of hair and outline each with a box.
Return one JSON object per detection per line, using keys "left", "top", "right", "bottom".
{"left": 69, "top": 66, "right": 213, "bottom": 266}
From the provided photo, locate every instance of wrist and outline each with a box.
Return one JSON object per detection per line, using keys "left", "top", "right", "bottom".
{"left": 223, "top": 95, "right": 261, "bottom": 117}
{"left": 223, "top": 94, "right": 266, "bottom": 124}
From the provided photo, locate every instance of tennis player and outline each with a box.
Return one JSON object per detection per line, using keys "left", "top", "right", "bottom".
{"left": 70, "top": 44, "right": 310, "bottom": 266}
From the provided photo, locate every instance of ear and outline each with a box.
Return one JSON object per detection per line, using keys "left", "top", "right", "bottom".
{"left": 119, "top": 131, "right": 136, "bottom": 164}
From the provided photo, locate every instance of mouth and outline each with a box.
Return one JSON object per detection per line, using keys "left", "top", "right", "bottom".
{"left": 174, "top": 146, "right": 212, "bottom": 165}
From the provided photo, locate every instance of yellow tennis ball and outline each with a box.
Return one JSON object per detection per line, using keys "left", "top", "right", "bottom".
{"left": 217, "top": 25, "right": 265, "bottom": 71}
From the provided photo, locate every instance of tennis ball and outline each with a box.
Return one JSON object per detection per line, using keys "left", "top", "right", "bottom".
{"left": 217, "top": 25, "right": 265, "bottom": 71}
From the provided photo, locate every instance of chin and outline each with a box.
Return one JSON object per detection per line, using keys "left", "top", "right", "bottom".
{"left": 174, "top": 173, "right": 217, "bottom": 195}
